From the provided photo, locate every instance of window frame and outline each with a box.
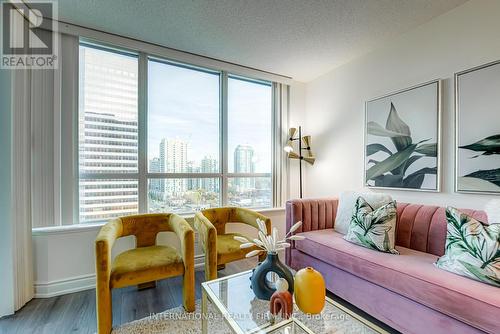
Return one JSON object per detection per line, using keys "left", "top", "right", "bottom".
{"left": 78, "top": 42, "right": 277, "bottom": 223}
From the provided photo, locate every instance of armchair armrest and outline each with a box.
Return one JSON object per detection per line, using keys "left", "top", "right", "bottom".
{"left": 194, "top": 212, "right": 217, "bottom": 280}
{"left": 194, "top": 212, "right": 216, "bottom": 251}
{"left": 95, "top": 219, "right": 123, "bottom": 278}
{"left": 168, "top": 214, "right": 195, "bottom": 312}
{"left": 167, "top": 214, "right": 194, "bottom": 266}
{"left": 233, "top": 207, "right": 272, "bottom": 234}
{"left": 95, "top": 218, "right": 123, "bottom": 333}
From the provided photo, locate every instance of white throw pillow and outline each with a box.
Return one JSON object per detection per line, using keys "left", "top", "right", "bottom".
{"left": 334, "top": 191, "right": 393, "bottom": 234}
{"left": 485, "top": 199, "right": 500, "bottom": 224}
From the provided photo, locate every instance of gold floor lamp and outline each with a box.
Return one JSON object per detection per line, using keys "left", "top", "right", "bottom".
{"left": 284, "top": 126, "right": 315, "bottom": 198}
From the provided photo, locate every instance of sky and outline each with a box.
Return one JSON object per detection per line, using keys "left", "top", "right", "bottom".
{"left": 147, "top": 60, "right": 272, "bottom": 173}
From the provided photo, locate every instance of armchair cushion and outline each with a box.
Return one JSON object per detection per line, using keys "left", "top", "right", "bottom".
{"left": 217, "top": 233, "right": 259, "bottom": 264}
{"left": 110, "top": 245, "right": 184, "bottom": 289}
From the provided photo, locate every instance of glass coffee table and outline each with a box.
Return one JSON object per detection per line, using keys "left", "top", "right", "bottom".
{"left": 201, "top": 270, "right": 389, "bottom": 334}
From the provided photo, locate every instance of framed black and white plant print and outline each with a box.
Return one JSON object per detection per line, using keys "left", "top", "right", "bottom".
{"left": 456, "top": 61, "right": 500, "bottom": 194}
{"left": 364, "top": 80, "right": 441, "bottom": 191}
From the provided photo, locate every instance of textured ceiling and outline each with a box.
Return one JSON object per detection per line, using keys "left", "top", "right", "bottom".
{"left": 56, "top": 0, "right": 467, "bottom": 82}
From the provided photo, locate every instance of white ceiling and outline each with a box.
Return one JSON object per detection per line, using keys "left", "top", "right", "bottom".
{"left": 56, "top": 0, "right": 467, "bottom": 82}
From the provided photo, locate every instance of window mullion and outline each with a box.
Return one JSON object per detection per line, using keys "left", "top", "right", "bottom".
{"left": 272, "top": 82, "right": 279, "bottom": 208}
{"left": 79, "top": 173, "right": 141, "bottom": 179}
{"left": 226, "top": 173, "right": 271, "bottom": 178}
{"left": 146, "top": 173, "right": 222, "bottom": 179}
{"left": 138, "top": 52, "right": 148, "bottom": 213}
{"left": 221, "top": 71, "right": 229, "bottom": 206}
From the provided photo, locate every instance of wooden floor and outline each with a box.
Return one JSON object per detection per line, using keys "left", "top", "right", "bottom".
{"left": 0, "top": 259, "right": 257, "bottom": 334}
{"left": 0, "top": 258, "right": 397, "bottom": 334}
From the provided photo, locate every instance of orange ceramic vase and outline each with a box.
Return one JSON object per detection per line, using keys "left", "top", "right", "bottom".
{"left": 294, "top": 267, "right": 326, "bottom": 314}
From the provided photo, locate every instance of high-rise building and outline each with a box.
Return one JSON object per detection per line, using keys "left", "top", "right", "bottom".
{"left": 234, "top": 144, "right": 255, "bottom": 173}
{"left": 160, "top": 138, "right": 188, "bottom": 196}
{"left": 159, "top": 140, "right": 166, "bottom": 195}
{"left": 150, "top": 157, "right": 161, "bottom": 173}
{"left": 186, "top": 161, "right": 200, "bottom": 190}
{"left": 149, "top": 157, "right": 162, "bottom": 199}
{"left": 201, "top": 155, "right": 218, "bottom": 193}
{"left": 234, "top": 144, "right": 255, "bottom": 190}
{"left": 79, "top": 47, "right": 139, "bottom": 222}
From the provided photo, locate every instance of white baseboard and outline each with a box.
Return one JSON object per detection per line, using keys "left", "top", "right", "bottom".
{"left": 34, "top": 255, "right": 206, "bottom": 298}
{"left": 34, "top": 274, "right": 96, "bottom": 298}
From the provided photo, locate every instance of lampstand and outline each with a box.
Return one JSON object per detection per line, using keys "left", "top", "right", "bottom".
{"left": 284, "top": 126, "right": 315, "bottom": 198}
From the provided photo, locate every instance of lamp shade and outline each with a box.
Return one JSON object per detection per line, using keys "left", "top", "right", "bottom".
{"left": 302, "top": 135, "right": 314, "bottom": 157}
{"left": 284, "top": 142, "right": 294, "bottom": 153}
{"left": 303, "top": 156, "right": 316, "bottom": 165}
{"left": 284, "top": 127, "right": 297, "bottom": 153}
{"left": 288, "top": 152, "right": 315, "bottom": 165}
{"left": 302, "top": 135, "right": 311, "bottom": 147}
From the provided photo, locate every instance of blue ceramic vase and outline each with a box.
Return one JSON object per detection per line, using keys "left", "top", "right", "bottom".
{"left": 250, "top": 252, "right": 294, "bottom": 300}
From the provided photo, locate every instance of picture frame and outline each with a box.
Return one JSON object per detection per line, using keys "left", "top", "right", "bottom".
{"left": 455, "top": 60, "right": 500, "bottom": 194}
{"left": 364, "top": 80, "right": 442, "bottom": 192}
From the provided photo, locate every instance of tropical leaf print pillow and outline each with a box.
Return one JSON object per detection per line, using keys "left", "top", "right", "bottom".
{"left": 344, "top": 197, "right": 399, "bottom": 254}
{"left": 435, "top": 207, "right": 500, "bottom": 287}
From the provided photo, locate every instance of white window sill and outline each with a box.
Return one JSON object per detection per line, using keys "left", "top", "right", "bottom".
{"left": 32, "top": 207, "right": 285, "bottom": 236}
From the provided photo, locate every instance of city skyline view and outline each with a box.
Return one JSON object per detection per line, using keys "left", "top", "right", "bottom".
{"left": 148, "top": 59, "right": 273, "bottom": 173}
{"left": 79, "top": 45, "right": 272, "bottom": 222}
{"left": 147, "top": 136, "right": 270, "bottom": 213}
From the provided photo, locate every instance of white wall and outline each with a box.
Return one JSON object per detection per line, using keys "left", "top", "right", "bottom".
{"left": 288, "top": 81, "right": 308, "bottom": 199}
{"left": 32, "top": 209, "right": 286, "bottom": 297}
{"left": 304, "top": 0, "right": 500, "bottom": 209}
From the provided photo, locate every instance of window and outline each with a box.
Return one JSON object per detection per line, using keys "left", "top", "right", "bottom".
{"left": 78, "top": 43, "right": 275, "bottom": 223}
{"left": 78, "top": 45, "right": 139, "bottom": 222}
{"left": 227, "top": 76, "right": 273, "bottom": 208}
{"left": 147, "top": 59, "right": 221, "bottom": 213}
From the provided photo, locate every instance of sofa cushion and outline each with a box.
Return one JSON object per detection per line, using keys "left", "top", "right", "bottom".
{"left": 294, "top": 229, "right": 500, "bottom": 333}
{"left": 436, "top": 207, "right": 500, "bottom": 287}
{"left": 344, "top": 197, "right": 399, "bottom": 254}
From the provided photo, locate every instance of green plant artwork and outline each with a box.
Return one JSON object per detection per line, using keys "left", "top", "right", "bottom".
{"left": 458, "top": 134, "right": 500, "bottom": 191}
{"left": 456, "top": 61, "right": 500, "bottom": 194}
{"left": 365, "top": 102, "right": 438, "bottom": 189}
{"left": 435, "top": 207, "right": 500, "bottom": 287}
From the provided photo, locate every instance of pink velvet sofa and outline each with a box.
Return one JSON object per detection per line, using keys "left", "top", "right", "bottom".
{"left": 285, "top": 198, "right": 500, "bottom": 334}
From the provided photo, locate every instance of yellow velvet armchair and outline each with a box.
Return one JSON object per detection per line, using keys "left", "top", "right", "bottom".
{"left": 95, "top": 213, "right": 195, "bottom": 334}
{"left": 194, "top": 207, "right": 271, "bottom": 281}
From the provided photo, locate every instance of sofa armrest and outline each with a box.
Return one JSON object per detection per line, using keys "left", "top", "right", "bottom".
{"left": 285, "top": 198, "right": 339, "bottom": 265}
